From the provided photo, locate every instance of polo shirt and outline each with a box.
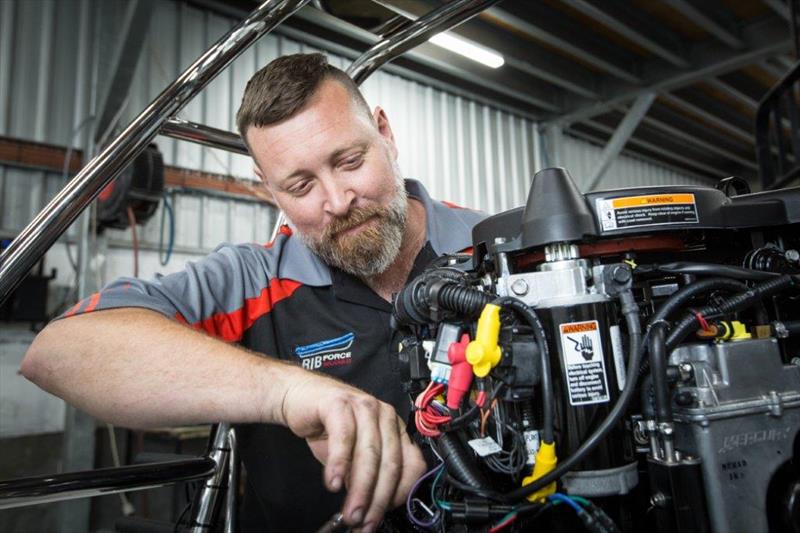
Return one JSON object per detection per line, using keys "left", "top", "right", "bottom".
{"left": 62, "top": 179, "right": 485, "bottom": 531}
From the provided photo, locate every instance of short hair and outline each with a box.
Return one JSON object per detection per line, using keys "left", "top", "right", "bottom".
{"left": 236, "top": 53, "right": 371, "bottom": 141}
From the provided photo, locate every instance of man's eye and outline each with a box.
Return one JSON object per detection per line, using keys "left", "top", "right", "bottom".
{"left": 340, "top": 155, "right": 364, "bottom": 170}
{"left": 289, "top": 181, "right": 311, "bottom": 195}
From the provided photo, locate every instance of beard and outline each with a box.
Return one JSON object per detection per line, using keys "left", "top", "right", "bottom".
{"left": 298, "top": 174, "right": 408, "bottom": 278}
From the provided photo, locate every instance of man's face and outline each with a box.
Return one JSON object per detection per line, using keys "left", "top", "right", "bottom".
{"left": 246, "top": 79, "right": 407, "bottom": 277}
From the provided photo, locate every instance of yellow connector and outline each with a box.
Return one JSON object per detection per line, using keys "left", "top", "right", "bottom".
{"left": 729, "top": 320, "right": 752, "bottom": 341}
{"left": 521, "top": 441, "right": 558, "bottom": 502}
{"left": 465, "top": 304, "right": 502, "bottom": 377}
{"left": 716, "top": 320, "right": 752, "bottom": 341}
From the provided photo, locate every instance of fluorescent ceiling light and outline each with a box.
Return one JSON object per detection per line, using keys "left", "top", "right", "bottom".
{"left": 429, "top": 32, "right": 505, "bottom": 69}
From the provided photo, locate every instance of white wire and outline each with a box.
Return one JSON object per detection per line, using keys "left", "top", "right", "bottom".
{"left": 106, "top": 423, "right": 136, "bottom": 516}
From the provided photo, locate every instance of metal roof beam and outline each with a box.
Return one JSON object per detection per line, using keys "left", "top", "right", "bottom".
{"left": 663, "top": 0, "right": 743, "bottom": 49}
{"left": 580, "top": 120, "right": 732, "bottom": 178}
{"left": 759, "top": 58, "right": 790, "bottom": 78}
{"left": 566, "top": 126, "right": 721, "bottom": 184}
{"left": 551, "top": 16, "right": 790, "bottom": 125}
{"left": 372, "top": 0, "right": 601, "bottom": 98}
{"left": 629, "top": 106, "right": 758, "bottom": 169}
{"left": 484, "top": 3, "right": 641, "bottom": 84}
{"left": 704, "top": 78, "right": 759, "bottom": 112}
{"left": 660, "top": 93, "right": 752, "bottom": 143}
{"left": 560, "top": 0, "right": 690, "bottom": 67}
{"left": 775, "top": 54, "right": 798, "bottom": 70}
{"left": 763, "top": 0, "right": 790, "bottom": 20}
{"left": 290, "top": 6, "right": 561, "bottom": 113}
{"left": 585, "top": 93, "right": 656, "bottom": 190}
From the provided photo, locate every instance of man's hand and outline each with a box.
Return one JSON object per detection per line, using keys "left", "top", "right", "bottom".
{"left": 274, "top": 372, "right": 426, "bottom": 532}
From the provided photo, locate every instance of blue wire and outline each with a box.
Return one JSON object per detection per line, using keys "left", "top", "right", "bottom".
{"left": 548, "top": 493, "right": 583, "bottom": 514}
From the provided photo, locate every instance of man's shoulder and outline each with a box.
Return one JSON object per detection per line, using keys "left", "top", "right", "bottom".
{"left": 210, "top": 226, "right": 332, "bottom": 287}
{"left": 425, "top": 195, "right": 487, "bottom": 255}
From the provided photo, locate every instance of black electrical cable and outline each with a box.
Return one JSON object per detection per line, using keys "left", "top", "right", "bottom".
{"left": 779, "top": 320, "right": 800, "bottom": 336}
{"left": 666, "top": 275, "right": 799, "bottom": 350}
{"left": 638, "top": 262, "right": 781, "bottom": 281}
{"left": 647, "top": 322, "right": 672, "bottom": 424}
{"left": 502, "top": 289, "right": 643, "bottom": 503}
{"left": 639, "top": 277, "right": 752, "bottom": 377}
{"left": 650, "top": 277, "right": 747, "bottom": 323}
{"left": 492, "top": 296, "right": 554, "bottom": 445}
{"left": 437, "top": 432, "right": 491, "bottom": 491}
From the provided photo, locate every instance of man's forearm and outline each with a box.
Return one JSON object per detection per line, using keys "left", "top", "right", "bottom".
{"left": 21, "top": 308, "right": 300, "bottom": 428}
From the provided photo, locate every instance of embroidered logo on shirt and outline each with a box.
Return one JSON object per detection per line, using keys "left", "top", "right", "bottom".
{"left": 295, "top": 332, "right": 354, "bottom": 370}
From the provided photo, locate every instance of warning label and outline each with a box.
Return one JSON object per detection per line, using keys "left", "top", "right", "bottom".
{"left": 559, "top": 320, "right": 610, "bottom": 406}
{"left": 596, "top": 193, "right": 698, "bottom": 231}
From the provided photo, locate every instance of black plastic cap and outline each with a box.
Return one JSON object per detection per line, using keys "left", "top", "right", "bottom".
{"left": 520, "top": 167, "right": 598, "bottom": 248}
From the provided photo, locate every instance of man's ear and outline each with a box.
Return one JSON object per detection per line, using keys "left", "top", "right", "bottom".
{"left": 373, "top": 106, "right": 398, "bottom": 160}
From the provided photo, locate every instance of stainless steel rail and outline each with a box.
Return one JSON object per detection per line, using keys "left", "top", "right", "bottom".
{"left": 346, "top": 0, "right": 502, "bottom": 84}
{"left": 189, "top": 423, "right": 231, "bottom": 532}
{"left": 0, "top": 457, "right": 216, "bottom": 511}
{"left": 161, "top": 117, "right": 249, "bottom": 156}
{"left": 0, "top": 0, "right": 310, "bottom": 303}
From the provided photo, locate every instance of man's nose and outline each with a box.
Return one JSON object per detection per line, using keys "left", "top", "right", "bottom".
{"left": 323, "top": 180, "right": 356, "bottom": 217}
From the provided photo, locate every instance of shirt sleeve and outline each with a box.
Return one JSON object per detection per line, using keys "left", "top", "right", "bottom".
{"left": 59, "top": 242, "right": 298, "bottom": 342}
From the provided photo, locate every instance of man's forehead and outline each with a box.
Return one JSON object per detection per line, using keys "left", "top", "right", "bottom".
{"left": 248, "top": 117, "right": 373, "bottom": 183}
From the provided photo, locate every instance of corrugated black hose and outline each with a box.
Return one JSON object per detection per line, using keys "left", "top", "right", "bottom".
{"left": 665, "top": 275, "right": 799, "bottom": 350}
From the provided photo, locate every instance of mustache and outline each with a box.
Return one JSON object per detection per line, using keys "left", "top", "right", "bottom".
{"left": 325, "top": 206, "right": 385, "bottom": 238}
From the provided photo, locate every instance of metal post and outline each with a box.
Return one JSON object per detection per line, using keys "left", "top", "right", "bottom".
{"left": 584, "top": 92, "right": 656, "bottom": 191}
{"left": 223, "top": 428, "right": 239, "bottom": 533}
{"left": 190, "top": 423, "right": 231, "bottom": 532}
{"left": 532, "top": 125, "right": 544, "bottom": 173}
{"left": 0, "top": 0, "right": 310, "bottom": 304}
{"left": 59, "top": 5, "right": 103, "bottom": 528}
{"left": 543, "top": 123, "right": 564, "bottom": 168}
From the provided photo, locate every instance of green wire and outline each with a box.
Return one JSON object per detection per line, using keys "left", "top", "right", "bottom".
{"left": 571, "top": 496, "right": 590, "bottom": 506}
{"left": 492, "top": 510, "right": 518, "bottom": 528}
{"left": 431, "top": 465, "right": 451, "bottom": 510}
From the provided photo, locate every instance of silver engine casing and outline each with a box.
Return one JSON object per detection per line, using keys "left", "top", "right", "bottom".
{"left": 669, "top": 338, "right": 800, "bottom": 533}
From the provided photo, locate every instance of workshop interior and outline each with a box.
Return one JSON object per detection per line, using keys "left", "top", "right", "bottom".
{"left": 1, "top": 0, "right": 800, "bottom": 531}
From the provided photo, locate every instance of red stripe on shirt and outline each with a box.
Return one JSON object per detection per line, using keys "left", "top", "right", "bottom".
{"left": 83, "top": 292, "right": 102, "bottom": 313}
{"left": 441, "top": 200, "right": 465, "bottom": 209}
{"left": 64, "top": 300, "right": 83, "bottom": 318}
{"left": 186, "top": 278, "right": 303, "bottom": 342}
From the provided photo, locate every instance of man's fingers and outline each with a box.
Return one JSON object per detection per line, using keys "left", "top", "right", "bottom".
{"left": 341, "top": 396, "right": 382, "bottom": 527}
{"left": 318, "top": 398, "right": 357, "bottom": 492}
{"left": 359, "top": 405, "right": 403, "bottom": 530}
{"left": 391, "top": 418, "right": 427, "bottom": 508}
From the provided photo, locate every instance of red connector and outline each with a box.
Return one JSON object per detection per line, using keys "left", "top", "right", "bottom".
{"left": 446, "top": 333, "right": 473, "bottom": 409}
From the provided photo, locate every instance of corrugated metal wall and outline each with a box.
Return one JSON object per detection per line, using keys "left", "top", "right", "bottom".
{"left": 0, "top": 0, "right": 703, "bottom": 226}
{"left": 556, "top": 136, "right": 713, "bottom": 191}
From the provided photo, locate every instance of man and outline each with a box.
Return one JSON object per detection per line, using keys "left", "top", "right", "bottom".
{"left": 22, "top": 53, "right": 484, "bottom": 531}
